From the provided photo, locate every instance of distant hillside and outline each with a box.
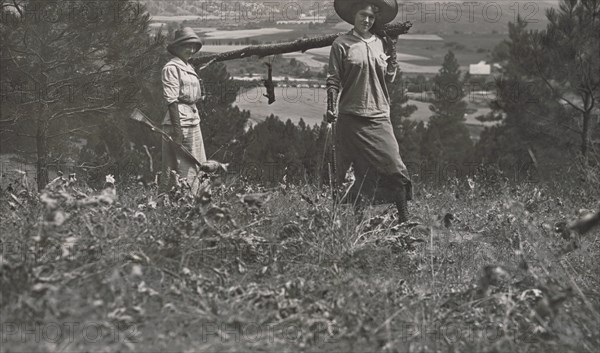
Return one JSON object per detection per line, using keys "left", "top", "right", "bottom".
{"left": 139, "top": 0, "right": 558, "bottom": 33}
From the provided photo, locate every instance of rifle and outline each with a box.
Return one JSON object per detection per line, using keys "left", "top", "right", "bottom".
{"left": 128, "top": 108, "right": 202, "bottom": 167}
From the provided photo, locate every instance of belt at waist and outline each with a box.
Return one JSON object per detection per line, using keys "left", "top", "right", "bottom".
{"left": 177, "top": 100, "right": 198, "bottom": 112}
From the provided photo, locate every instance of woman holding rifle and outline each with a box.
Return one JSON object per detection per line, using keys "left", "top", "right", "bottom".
{"left": 161, "top": 27, "right": 207, "bottom": 193}
{"left": 326, "top": 0, "right": 413, "bottom": 223}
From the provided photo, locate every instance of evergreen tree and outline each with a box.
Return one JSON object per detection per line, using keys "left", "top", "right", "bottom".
{"left": 198, "top": 62, "right": 249, "bottom": 162}
{"left": 477, "top": 1, "right": 599, "bottom": 177}
{"left": 388, "top": 70, "right": 421, "bottom": 167}
{"left": 538, "top": 0, "right": 599, "bottom": 161}
{"left": 237, "top": 115, "right": 326, "bottom": 185}
{"left": 0, "top": 0, "right": 164, "bottom": 190}
{"left": 421, "top": 51, "right": 472, "bottom": 168}
{"left": 476, "top": 19, "right": 570, "bottom": 173}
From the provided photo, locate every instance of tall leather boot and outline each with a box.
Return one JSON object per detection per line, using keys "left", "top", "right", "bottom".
{"left": 353, "top": 195, "right": 367, "bottom": 225}
{"left": 396, "top": 187, "right": 410, "bottom": 224}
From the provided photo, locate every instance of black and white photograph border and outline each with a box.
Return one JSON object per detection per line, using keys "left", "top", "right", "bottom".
{"left": 1, "top": 1, "right": 599, "bottom": 352}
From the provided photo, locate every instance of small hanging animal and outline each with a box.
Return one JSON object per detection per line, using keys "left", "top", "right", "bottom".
{"left": 263, "top": 62, "right": 275, "bottom": 104}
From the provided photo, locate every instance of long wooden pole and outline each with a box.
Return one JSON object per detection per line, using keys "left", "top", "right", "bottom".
{"left": 189, "top": 21, "right": 412, "bottom": 66}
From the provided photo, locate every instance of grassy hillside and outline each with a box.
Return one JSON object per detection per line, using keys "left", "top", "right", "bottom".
{"left": 1, "top": 169, "right": 598, "bottom": 352}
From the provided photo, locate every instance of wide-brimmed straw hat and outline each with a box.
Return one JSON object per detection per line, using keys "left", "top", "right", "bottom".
{"left": 167, "top": 27, "right": 203, "bottom": 55}
{"left": 334, "top": 0, "right": 398, "bottom": 25}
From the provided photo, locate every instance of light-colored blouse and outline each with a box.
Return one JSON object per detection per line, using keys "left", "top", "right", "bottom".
{"left": 327, "top": 30, "right": 397, "bottom": 118}
{"left": 161, "top": 57, "right": 203, "bottom": 126}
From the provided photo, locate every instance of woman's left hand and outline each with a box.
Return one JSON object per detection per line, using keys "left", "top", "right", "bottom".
{"left": 382, "top": 35, "right": 398, "bottom": 67}
{"left": 199, "top": 79, "right": 207, "bottom": 101}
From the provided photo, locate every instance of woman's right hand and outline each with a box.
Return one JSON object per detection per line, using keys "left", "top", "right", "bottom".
{"left": 326, "top": 109, "right": 338, "bottom": 123}
{"left": 171, "top": 128, "right": 184, "bottom": 145}
{"left": 382, "top": 32, "right": 398, "bottom": 68}
{"left": 326, "top": 88, "right": 339, "bottom": 123}
{"left": 168, "top": 102, "right": 184, "bottom": 144}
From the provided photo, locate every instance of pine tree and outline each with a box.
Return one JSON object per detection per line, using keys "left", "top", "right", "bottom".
{"left": 235, "top": 114, "right": 327, "bottom": 185}
{"left": 538, "top": 0, "right": 599, "bottom": 161}
{"left": 388, "top": 70, "right": 421, "bottom": 167}
{"left": 421, "top": 51, "right": 472, "bottom": 168}
{"left": 198, "top": 62, "right": 249, "bottom": 162}
{"left": 0, "top": 0, "right": 164, "bottom": 190}
{"left": 477, "top": 18, "right": 569, "bottom": 173}
{"left": 477, "top": 1, "right": 599, "bottom": 177}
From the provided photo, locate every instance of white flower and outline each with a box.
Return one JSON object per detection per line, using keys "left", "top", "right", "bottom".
{"left": 105, "top": 174, "right": 115, "bottom": 184}
{"left": 467, "top": 177, "right": 475, "bottom": 190}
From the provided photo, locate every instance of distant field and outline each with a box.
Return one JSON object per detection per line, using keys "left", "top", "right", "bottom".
{"left": 204, "top": 28, "right": 294, "bottom": 40}
{"left": 399, "top": 34, "right": 443, "bottom": 41}
{"left": 234, "top": 86, "right": 327, "bottom": 127}
{"left": 193, "top": 27, "right": 218, "bottom": 34}
{"left": 151, "top": 15, "right": 202, "bottom": 21}
{"left": 233, "top": 23, "right": 342, "bottom": 43}
{"left": 282, "top": 52, "right": 327, "bottom": 68}
{"left": 396, "top": 32, "right": 507, "bottom": 68}
{"left": 407, "top": 99, "right": 432, "bottom": 123}
{"left": 397, "top": 62, "right": 445, "bottom": 74}
{"left": 201, "top": 45, "right": 254, "bottom": 53}
{"left": 234, "top": 86, "right": 497, "bottom": 137}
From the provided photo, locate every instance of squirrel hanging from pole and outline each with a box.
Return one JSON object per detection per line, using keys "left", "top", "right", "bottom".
{"left": 263, "top": 62, "right": 276, "bottom": 104}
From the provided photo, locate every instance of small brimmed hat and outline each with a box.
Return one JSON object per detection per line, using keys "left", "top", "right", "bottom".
{"left": 334, "top": 0, "right": 398, "bottom": 25}
{"left": 167, "top": 27, "right": 203, "bottom": 55}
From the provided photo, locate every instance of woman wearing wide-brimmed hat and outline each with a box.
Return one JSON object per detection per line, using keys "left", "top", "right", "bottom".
{"left": 161, "top": 27, "right": 207, "bottom": 193}
{"left": 326, "top": 0, "right": 413, "bottom": 223}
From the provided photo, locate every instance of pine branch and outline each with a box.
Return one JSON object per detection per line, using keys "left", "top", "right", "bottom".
{"left": 48, "top": 125, "right": 101, "bottom": 139}
{"left": 48, "top": 103, "right": 115, "bottom": 122}
{"left": 534, "top": 57, "right": 586, "bottom": 114}
{"left": 190, "top": 21, "right": 412, "bottom": 66}
{"left": 6, "top": 48, "right": 40, "bottom": 84}
{"left": 11, "top": 0, "right": 22, "bottom": 16}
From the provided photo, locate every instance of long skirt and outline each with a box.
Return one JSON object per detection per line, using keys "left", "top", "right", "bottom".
{"left": 161, "top": 124, "right": 207, "bottom": 194}
{"left": 335, "top": 113, "right": 412, "bottom": 205}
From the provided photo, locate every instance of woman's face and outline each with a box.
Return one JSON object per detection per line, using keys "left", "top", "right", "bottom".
{"left": 353, "top": 4, "right": 376, "bottom": 35}
{"left": 174, "top": 43, "right": 199, "bottom": 61}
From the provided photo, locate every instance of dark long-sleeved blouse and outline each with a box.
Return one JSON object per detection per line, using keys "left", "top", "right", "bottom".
{"left": 326, "top": 30, "right": 397, "bottom": 118}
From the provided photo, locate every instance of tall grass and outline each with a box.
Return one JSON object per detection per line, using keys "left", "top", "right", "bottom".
{"left": 0, "top": 169, "right": 598, "bottom": 352}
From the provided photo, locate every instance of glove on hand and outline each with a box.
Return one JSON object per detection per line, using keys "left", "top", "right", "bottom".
{"left": 326, "top": 88, "right": 338, "bottom": 123}
{"left": 199, "top": 79, "right": 207, "bottom": 101}
{"left": 168, "top": 103, "right": 184, "bottom": 145}
{"left": 382, "top": 32, "right": 398, "bottom": 69}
